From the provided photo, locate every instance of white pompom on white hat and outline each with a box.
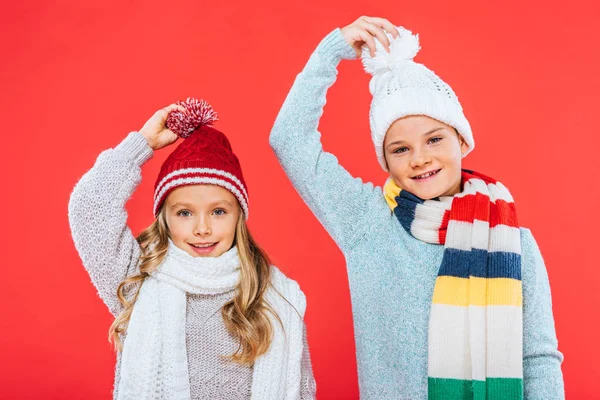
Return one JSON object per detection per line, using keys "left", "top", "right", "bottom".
{"left": 361, "top": 27, "right": 474, "bottom": 171}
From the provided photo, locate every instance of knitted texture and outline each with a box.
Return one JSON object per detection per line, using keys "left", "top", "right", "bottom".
{"left": 385, "top": 171, "right": 523, "bottom": 399}
{"left": 68, "top": 132, "right": 316, "bottom": 399}
{"left": 153, "top": 124, "right": 249, "bottom": 218}
{"left": 186, "top": 291, "right": 317, "bottom": 400}
{"left": 153, "top": 241, "right": 241, "bottom": 294}
{"left": 118, "top": 241, "right": 308, "bottom": 400}
{"left": 166, "top": 98, "right": 218, "bottom": 139}
{"left": 269, "top": 28, "right": 564, "bottom": 399}
{"left": 117, "top": 243, "right": 242, "bottom": 399}
{"left": 360, "top": 27, "right": 473, "bottom": 171}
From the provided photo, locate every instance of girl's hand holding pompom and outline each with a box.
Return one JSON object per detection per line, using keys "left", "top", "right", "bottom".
{"left": 139, "top": 103, "right": 185, "bottom": 150}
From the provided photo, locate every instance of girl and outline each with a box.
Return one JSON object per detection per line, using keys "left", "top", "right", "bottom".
{"left": 270, "top": 17, "right": 564, "bottom": 399}
{"left": 69, "top": 99, "right": 316, "bottom": 399}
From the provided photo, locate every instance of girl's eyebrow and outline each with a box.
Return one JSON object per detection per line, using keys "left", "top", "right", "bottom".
{"left": 210, "top": 199, "right": 233, "bottom": 207}
{"left": 386, "top": 127, "right": 445, "bottom": 149}
{"left": 170, "top": 202, "right": 194, "bottom": 209}
{"left": 171, "top": 200, "right": 233, "bottom": 209}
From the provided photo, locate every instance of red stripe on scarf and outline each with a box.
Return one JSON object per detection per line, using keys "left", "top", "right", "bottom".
{"left": 449, "top": 192, "right": 491, "bottom": 223}
{"left": 462, "top": 170, "right": 498, "bottom": 185}
{"left": 447, "top": 171, "right": 520, "bottom": 231}
{"left": 490, "top": 200, "right": 519, "bottom": 228}
{"left": 450, "top": 195, "right": 519, "bottom": 229}
{"left": 439, "top": 210, "right": 450, "bottom": 244}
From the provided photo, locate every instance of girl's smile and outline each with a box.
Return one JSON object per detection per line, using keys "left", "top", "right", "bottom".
{"left": 164, "top": 184, "right": 241, "bottom": 258}
{"left": 188, "top": 241, "right": 219, "bottom": 255}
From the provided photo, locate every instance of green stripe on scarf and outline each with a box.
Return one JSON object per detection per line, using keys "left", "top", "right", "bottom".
{"left": 429, "top": 378, "right": 523, "bottom": 400}
{"left": 384, "top": 171, "right": 523, "bottom": 400}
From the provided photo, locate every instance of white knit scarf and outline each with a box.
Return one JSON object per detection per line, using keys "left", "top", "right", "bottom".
{"left": 117, "top": 241, "right": 306, "bottom": 400}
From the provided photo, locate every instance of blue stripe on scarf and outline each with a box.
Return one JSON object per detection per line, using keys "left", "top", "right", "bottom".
{"left": 438, "top": 249, "right": 522, "bottom": 280}
{"left": 394, "top": 192, "right": 425, "bottom": 233}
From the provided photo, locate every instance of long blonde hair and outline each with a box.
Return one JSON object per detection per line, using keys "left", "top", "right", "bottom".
{"left": 109, "top": 206, "right": 278, "bottom": 365}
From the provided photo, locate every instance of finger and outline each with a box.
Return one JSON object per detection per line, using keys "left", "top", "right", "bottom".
{"left": 163, "top": 103, "right": 185, "bottom": 114}
{"left": 366, "top": 17, "right": 399, "bottom": 38}
{"left": 353, "top": 44, "right": 362, "bottom": 58}
{"left": 152, "top": 109, "right": 168, "bottom": 123}
{"left": 359, "top": 20, "right": 390, "bottom": 51}
{"left": 163, "top": 129, "right": 179, "bottom": 139}
{"left": 357, "top": 20, "right": 389, "bottom": 51}
{"left": 156, "top": 129, "right": 179, "bottom": 148}
{"left": 359, "top": 31, "right": 377, "bottom": 57}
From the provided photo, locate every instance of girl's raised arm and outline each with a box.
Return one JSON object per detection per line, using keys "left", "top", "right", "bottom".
{"left": 68, "top": 104, "right": 182, "bottom": 316}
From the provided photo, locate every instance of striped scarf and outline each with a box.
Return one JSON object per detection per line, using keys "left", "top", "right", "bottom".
{"left": 384, "top": 170, "right": 523, "bottom": 400}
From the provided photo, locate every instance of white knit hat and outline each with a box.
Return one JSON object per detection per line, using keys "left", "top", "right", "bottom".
{"left": 361, "top": 27, "right": 474, "bottom": 171}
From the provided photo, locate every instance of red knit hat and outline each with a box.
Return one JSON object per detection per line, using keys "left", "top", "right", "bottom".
{"left": 153, "top": 98, "right": 249, "bottom": 218}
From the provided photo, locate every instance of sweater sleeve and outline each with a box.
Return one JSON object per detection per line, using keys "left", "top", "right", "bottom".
{"left": 520, "top": 228, "right": 565, "bottom": 399}
{"left": 269, "top": 29, "right": 383, "bottom": 251}
{"left": 68, "top": 132, "right": 153, "bottom": 316}
{"left": 300, "top": 323, "right": 317, "bottom": 399}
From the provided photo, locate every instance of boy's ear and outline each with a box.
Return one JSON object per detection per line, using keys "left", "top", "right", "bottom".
{"left": 460, "top": 138, "right": 469, "bottom": 156}
{"left": 382, "top": 148, "right": 390, "bottom": 170}
{"left": 455, "top": 129, "right": 469, "bottom": 156}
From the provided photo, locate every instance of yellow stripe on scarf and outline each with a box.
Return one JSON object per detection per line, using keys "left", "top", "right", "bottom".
{"left": 432, "top": 276, "right": 523, "bottom": 307}
{"left": 384, "top": 177, "right": 402, "bottom": 210}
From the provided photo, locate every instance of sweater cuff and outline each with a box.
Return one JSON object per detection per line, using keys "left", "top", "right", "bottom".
{"left": 115, "top": 132, "right": 153, "bottom": 166}
{"left": 316, "top": 28, "right": 357, "bottom": 65}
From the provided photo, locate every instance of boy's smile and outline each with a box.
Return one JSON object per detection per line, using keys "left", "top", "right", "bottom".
{"left": 384, "top": 115, "right": 469, "bottom": 200}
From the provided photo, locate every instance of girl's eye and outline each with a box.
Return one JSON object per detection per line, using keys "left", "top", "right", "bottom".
{"left": 177, "top": 210, "right": 192, "bottom": 217}
{"left": 393, "top": 146, "right": 409, "bottom": 154}
{"left": 213, "top": 208, "right": 227, "bottom": 216}
{"left": 429, "top": 136, "right": 443, "bottom": 144}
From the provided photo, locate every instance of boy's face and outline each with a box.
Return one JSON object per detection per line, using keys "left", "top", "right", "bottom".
{"left": 384, "top": 115, "right": 469, "bottom": 200}
{"left": 164, "top": 184, "right": 240, "bottom": 258}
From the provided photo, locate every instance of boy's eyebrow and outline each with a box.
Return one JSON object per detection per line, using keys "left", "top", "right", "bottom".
{"left": 423, "top": 127, "right": 445, "bottom": 136}
{"left": 386, "top": 127, "right": 445, "bottom": 149}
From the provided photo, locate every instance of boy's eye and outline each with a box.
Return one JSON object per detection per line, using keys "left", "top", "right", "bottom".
{"left": 213, "top": 208, "right": 227, "bottom": 216}
{"left": 393, "top": 146, "right": 409, "bottom": 154}
{"left": 429, "top": 137, "right": 443, "bottom": 144}
{"left": 177, "top": 210, "right": 192, "bottom": 217}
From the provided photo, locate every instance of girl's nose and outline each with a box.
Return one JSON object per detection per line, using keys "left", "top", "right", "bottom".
{"left": 194, "top": 217, "right": 211, "bottom": 236}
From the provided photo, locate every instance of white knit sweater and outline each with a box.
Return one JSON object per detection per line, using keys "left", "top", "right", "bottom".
{"left": 68, "top": 132, "right": 317, "bottom": 399}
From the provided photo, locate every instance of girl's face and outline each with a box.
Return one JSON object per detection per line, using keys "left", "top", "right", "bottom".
{"left": 164, "top": 184, "right": 241, "bottom": 258}
{"left": 384, "top": 115, "right": 469, "bottom": 200}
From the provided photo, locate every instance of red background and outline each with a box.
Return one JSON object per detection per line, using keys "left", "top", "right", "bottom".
{"left": 1, "top": 1, "right": 599, "bottom": 398}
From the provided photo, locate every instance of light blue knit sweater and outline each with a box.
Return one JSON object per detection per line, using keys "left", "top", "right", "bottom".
{"left": 269, "top": 29, "right": 564, "bottom": 400}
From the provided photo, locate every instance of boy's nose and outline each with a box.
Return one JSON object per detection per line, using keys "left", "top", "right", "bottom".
{"left": 410, "top": 150, "right": 431, "bottom": 169}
